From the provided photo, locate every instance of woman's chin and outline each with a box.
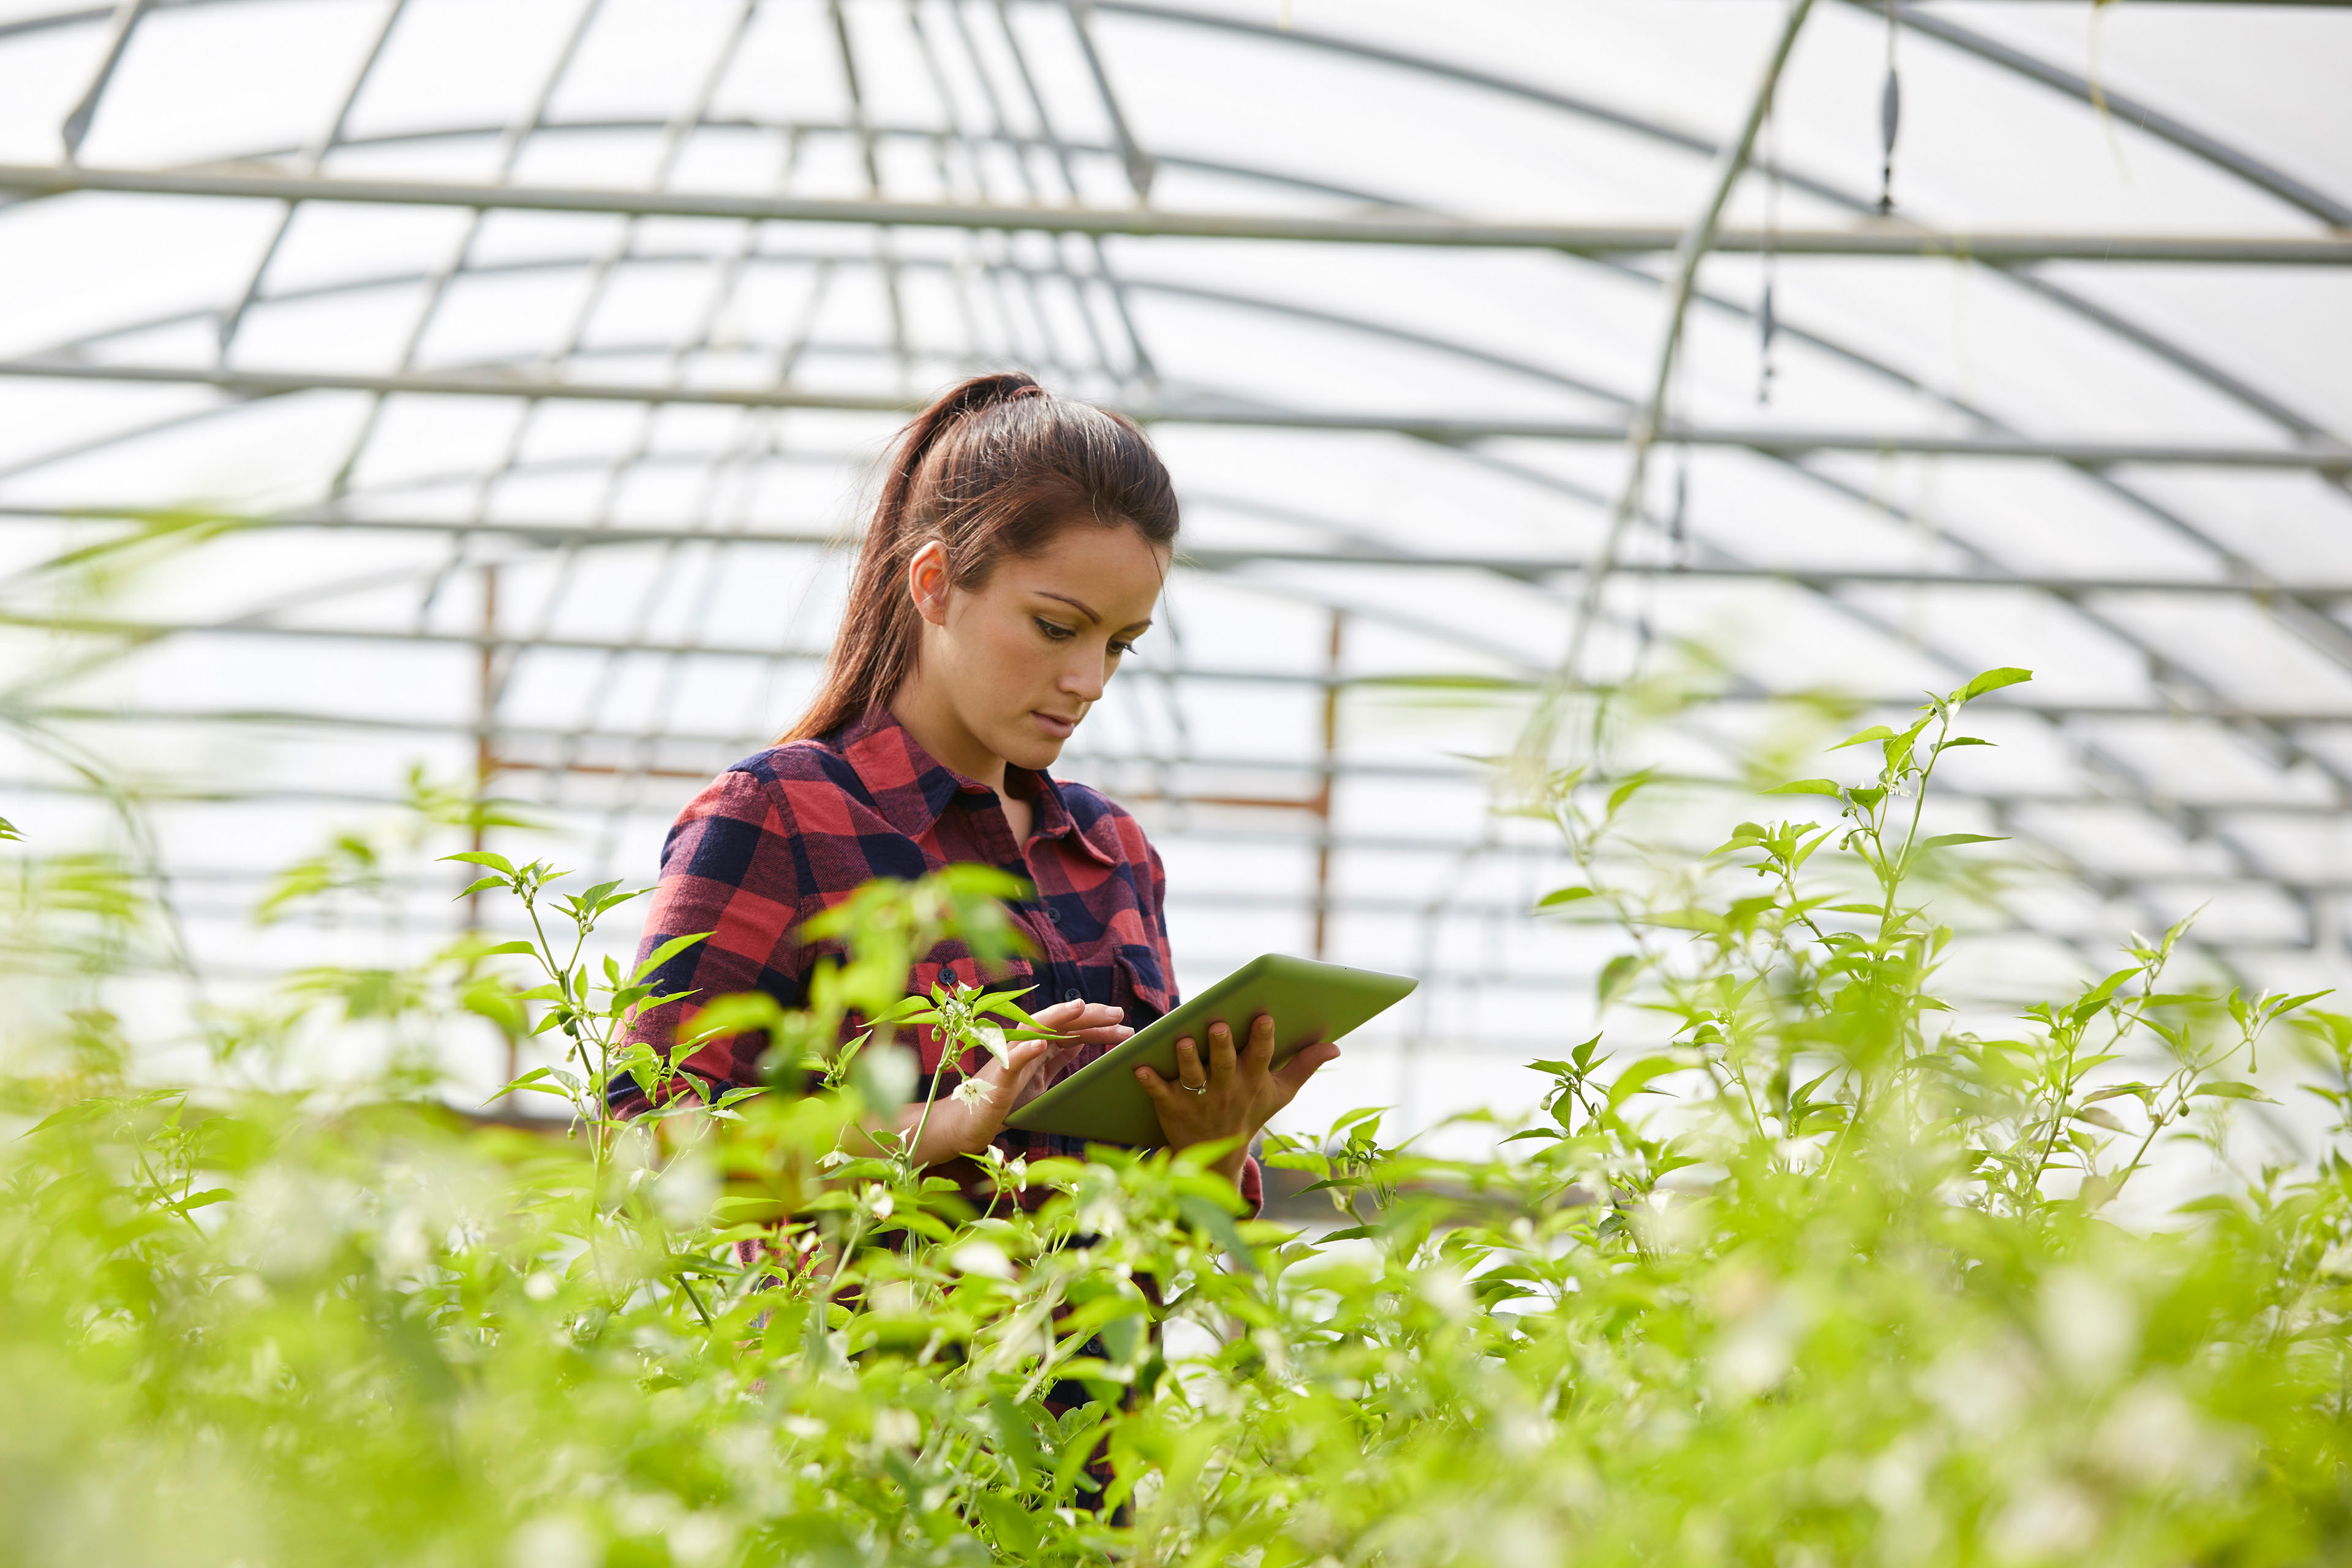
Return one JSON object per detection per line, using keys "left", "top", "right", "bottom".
{"left": 999, "top": 722, "right": 1071, "bottom": 771}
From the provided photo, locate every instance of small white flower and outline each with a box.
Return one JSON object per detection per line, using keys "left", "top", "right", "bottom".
{"left": 667, "top": 1513, "right": 735, "bottom": 1568}
{"left": 948, "top": 1239, "right": 1016, "bottom": 1280}
{"left": 952, "top": 1077, "right": 992, "bottom": 1110}
{"left": 508, "top": 1515, "right": 598, "bottom": 1568}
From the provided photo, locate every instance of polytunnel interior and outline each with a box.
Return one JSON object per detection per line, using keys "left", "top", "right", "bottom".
{"left": 1, "top": 0, "right": 2348, "bottom": 1138}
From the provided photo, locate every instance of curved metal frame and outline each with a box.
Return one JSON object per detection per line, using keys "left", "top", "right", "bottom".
{"left": 0, "top": 0, "right": 2345, "bottom": 1003}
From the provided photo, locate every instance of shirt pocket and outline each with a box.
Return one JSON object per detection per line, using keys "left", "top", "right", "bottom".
{"left": 1111, "top": 946, "right": 1175, "bottom": 1029}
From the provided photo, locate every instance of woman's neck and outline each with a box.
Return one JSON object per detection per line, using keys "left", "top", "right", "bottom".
{"left": 888, "top": 682, "right": 1008, "bottom": 796}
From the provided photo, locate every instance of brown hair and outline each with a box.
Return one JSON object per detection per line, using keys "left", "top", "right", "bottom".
{"left": 782, "top": 372, "right": 1179, "bottom": 744}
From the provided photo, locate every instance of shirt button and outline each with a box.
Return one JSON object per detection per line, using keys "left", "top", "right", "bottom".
{"left": 1064, "top": 989, "right": 1082, "bottom": 1003}
{"left": 1046, "top": 908, "right": 1061, "bottom": 925}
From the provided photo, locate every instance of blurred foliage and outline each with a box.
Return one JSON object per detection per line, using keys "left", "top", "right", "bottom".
{"left": 3, "top": 666, "right": 2350, "bottom": 1567}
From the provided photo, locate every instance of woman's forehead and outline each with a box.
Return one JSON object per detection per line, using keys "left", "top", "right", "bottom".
{"left": 1002, "top": 526, "right": 1167, "bottom": 622}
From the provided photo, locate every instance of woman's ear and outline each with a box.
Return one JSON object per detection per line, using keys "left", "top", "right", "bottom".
{"left": 906, "top": 540, "right": 951, "bottom": 627}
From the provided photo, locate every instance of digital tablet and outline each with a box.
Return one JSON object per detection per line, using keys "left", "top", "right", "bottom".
{"left": 1004, "top": 953, "right": 1417, "bottom": 1147}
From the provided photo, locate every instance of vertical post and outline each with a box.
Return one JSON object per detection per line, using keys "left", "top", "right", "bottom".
{"left": 471, "top": 563, "right": 516, "bottom": 1084}
{"left": 1311, "top": 611, "right": 1343, "bottom": 960}
{"left": 469, "top": 564, "right": 501, "bottom": 913}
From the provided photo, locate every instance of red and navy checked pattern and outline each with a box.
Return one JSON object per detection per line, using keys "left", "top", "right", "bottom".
{"left": 618, "top": 709, "right": 1261, "bottom": 1212}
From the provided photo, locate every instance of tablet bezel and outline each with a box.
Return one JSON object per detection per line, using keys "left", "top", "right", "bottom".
{"left": 1003, "top": 952, "right": 1417, "bottom": 1147}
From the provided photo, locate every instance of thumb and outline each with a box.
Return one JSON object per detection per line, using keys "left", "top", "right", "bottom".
{"left": 976, "top": 1036, "right": 1052, "bottom": 1096}
{"left": 1273, "top": 1041, "right": 1340, "bottom": 1092}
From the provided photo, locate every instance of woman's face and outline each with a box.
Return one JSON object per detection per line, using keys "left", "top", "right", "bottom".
{"left": 907, "top": 521, "right": 1169, "bottom": 775}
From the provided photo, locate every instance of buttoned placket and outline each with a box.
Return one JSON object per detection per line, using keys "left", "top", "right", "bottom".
{"left": 960, "top": 779, "right": 1091, "bottom": 1009}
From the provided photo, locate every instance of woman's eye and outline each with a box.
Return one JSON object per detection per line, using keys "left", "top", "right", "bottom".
{"left": 1109, "top": 639, "right": 1136, "bottom": 657}
{"left": 1034, "top": 618, "right": 1074, "bottom": 641}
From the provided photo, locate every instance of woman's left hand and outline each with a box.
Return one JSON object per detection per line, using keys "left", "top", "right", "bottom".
{"left": 896, "top": 1000, "right": 1128, "bottom": 1166}
{"left": 1134, "top": 1014, "right": 1339, "bottom": 1185}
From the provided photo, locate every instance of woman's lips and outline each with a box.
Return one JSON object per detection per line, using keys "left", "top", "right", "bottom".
{"left": 1033, "top": 711, "right": 1076, "bottom": 739}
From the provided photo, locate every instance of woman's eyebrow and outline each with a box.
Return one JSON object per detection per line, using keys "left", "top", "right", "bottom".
{"left": 1038, "top": 589, "right": 1152, "bottom": 633}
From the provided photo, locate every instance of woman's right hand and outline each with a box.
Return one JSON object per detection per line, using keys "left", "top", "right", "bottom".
{"left": 896, "top": 1000, "right": 1128, "bottom": 1164}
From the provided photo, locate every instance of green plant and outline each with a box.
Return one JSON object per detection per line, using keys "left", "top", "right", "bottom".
{"left": 2, "top": 665, "right": 2347, "bottom": 1568}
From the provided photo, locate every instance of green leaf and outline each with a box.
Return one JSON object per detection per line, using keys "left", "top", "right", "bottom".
{"left": 169, "top": 1188, "right": 234, "bottom": 1213}
{"left": 2193, "top": 1082, "right": 2278, "bottom": 1103}
{"left": 1959, "top": 666, "right": 2033, "bottom": 701}
{"left": 1536, "top": 886, "right": 1595, "bottom": 908}
{"left": 440, "top": 850, "right": 514, "bottom": 875}
{"left": 630, "top": 930, "right": 712, "bottom": 984}
{"left": 1831, "top": 725, "right": 1897, "bottom": 751}
{"left": 1606, "top": 771, "right": 1654, "bottom": 820}
{"left": 2266, "top": 989, "right": 2334, "bottom": 1020}
{"left": 1922, "top": 833, "right": 2007, "bottom": 850}
{"left": 1175, "top": 1194, "right": 1258, "bottom": 1273}
{"left": 1762, "top": 778, "right": 1842, "bottom": 798}
{"left": 1597, "top": 954, "right": 1641, "bottom": 1009}
{"left": 2081, "top": 967, "right": 2139, "bottom": 1009}
{"left": 1605, "top": 1055, "right": 1683, "bottom": 1117}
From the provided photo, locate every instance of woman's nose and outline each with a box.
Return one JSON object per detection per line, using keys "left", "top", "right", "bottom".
{"left": 1061, "top": 650, "right": 1106, "bottom": 701}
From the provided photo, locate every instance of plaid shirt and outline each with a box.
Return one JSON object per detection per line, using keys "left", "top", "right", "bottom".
{"left": 619, "top": 709, "right": 1261, "bottom": 1212}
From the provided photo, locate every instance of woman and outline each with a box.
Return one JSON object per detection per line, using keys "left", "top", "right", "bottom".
{"left": 619, "top": 372, "right": 1337, "bottom": 1212}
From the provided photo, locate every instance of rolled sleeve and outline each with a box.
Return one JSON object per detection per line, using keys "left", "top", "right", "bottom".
{"left": 619, "top": 769, "right": 810, "bottom": 1102}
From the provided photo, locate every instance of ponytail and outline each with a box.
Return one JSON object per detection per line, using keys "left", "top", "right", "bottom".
{"left": 780, "top": 373, "right": 1178, "bottom": 745}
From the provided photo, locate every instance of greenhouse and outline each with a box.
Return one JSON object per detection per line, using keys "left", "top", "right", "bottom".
{"left": 3, "top": 3, "right": 2350, "bottom": 1565}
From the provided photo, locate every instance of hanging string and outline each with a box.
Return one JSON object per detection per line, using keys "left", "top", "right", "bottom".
{"left": 1758, "top": 91, "right": 1781, "bottom": 404}
{"left": 1669, "top": 342, "right": 1692, "bottom": 568}
{"left": 1877, "top": 0, "right": 1901, "bottom": 215}
{"left": 1669, "top": 445, "right": 1691, "bottom": 560}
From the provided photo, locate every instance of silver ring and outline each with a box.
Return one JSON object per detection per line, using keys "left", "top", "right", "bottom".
{"left": 1180, "top": 1081, "right": 1208, "bottom": 1095}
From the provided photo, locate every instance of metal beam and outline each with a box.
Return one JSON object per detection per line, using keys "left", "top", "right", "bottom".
{"left": 1, "top": 162, "right": 2345, "bottom": 264}
{"left": 4, "top": 360, "right": 2345, "bottom": 470}
{"left": 17, "top": 505, "right": 2352, "bottom": 598}
{"left": 0, "top": 772, "right": 2339, "bottom": 903}
{"left": 18, "top": 611, "right": 2352, "bottom": 726}
{"left": 21, "top": 702, "right": 2352, "bottom": 820}
{"left": 1869, "top": 0, "right": 2352, "bottom": 230}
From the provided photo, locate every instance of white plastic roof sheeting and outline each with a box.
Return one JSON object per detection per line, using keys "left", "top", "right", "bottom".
{"left": 1, "top": 0, "right": 2347, "bottom": 1136}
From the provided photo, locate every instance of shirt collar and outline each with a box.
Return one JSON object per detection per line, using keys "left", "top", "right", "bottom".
{"left": 834, "top": 707, "right": 1117, "bottom": 869}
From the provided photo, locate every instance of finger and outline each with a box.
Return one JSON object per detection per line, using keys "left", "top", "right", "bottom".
{"left": 1062, "top": 1024, "right": 1133, "bottom": 1047}
{"left": 979, "top": 1038, "right": 1047, "bottom": 1085}
{"left": 1243, "top": 1012, "right": 1276, "bottom": 1070}
{"left": 1208, "top": 1021, "right": 1238, "bottom": 1084}
{"left": 1273, "top": 1041, "right": 1341, "bottom": 1093}
{"left": 1133, "top": 1064, "right": 1175, "bottom": 1105}
{"left": 1028, "top": 1000, "right": 1122, "bottom": 1033}
{"left": 1175, "top": 1035, "right": 1208, "bottom": 1090}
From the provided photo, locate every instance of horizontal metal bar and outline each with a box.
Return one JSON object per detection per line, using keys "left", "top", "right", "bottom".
{"left": 3, "top": 360, "right": 2345, "bottom": 470}
{"left": 15, "top": 507, "right": 2352, "bottom": 597}
{"left": 19, "top": 703, "right": 2351, "bottom": 819}
{"left": 11, "top": 620, "right": 2352, "bottom": 729}
{"left": 1, "top": 162, "right": 2345, "bottom": 265}
{"left": 2, "top": 771, "right": 2341, "bottom": 902}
